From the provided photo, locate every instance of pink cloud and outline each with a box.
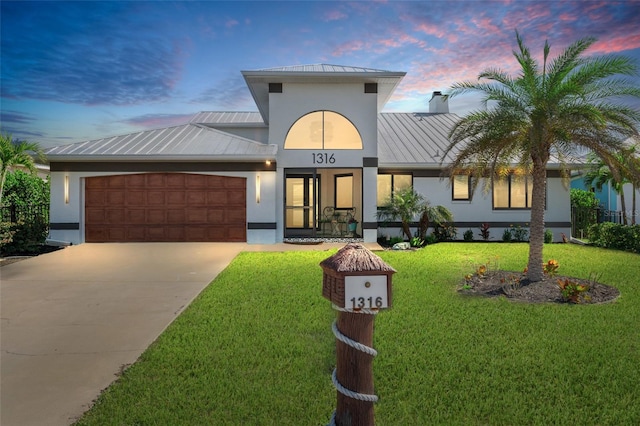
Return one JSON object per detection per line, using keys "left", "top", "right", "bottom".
{"left": 590, "top": 33, "right": 640, "bottom": 54}
{"left": 558, "top": 13, "right": 577, "bottom": 22}
{"left": 324, "top": 10, "right": 347, "bottom": 21}
{"left": 225, "top": 18, "right": 239, "bottom": 28}
{"left": 332, "top": 39, "right": 367, "bottom": 57}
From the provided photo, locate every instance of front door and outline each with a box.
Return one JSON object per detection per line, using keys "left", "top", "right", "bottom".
{"left": 285, "top": 172, "right": 319, "bottom": 237}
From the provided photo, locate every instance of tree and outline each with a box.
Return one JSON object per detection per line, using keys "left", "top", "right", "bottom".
{"left": 0, "top": 132, "right": 45, "bottom": 205}
{"left": 444, "top": 31, "right": 640, "bottom": 281}
{"left": 584, "top": 148, "right": 635, "bottom": 224}
{"left": 376, "top": 187, "right": 453, "bottom": 241}
{"left": 417, "top": 201, "right": 454, "bottom": 241}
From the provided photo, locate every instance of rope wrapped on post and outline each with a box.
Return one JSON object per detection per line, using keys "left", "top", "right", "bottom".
{"left": 328, "top": 305, "right": 379, "bottom": 425}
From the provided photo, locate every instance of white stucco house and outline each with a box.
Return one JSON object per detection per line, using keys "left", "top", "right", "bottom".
{"left": 45, "top": 64, "right": 572, "bottom": 244}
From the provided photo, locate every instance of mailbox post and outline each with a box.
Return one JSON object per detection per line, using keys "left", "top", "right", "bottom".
{"left": 320, "top": 243, "right": 396, "bottom": 426}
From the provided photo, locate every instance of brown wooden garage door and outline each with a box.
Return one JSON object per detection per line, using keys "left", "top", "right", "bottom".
{"left": 85, "top": 173, "right": 246, "bottom": 242}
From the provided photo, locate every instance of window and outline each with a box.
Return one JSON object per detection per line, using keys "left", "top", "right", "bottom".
{"left": 493, "top": 174, "right": 534, "bottom": 209}
{"left": 377, "top": 174, "right": 412, "bottom": 206}
{"left": 452, "top": 174, "right": 471, "bottom": 200}
{"left": 284, "top": 111, "right": 363, "bottom": 150}
{"left": 335, "top": 175, "right": 353, "bottom": 208}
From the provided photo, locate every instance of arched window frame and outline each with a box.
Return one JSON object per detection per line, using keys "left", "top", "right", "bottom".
{"left": 284, "top": 110, "right": 363, "bottom": 150}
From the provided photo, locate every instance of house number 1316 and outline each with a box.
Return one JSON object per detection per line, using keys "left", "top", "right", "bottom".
{"left": 312, "top": 153, "right": 335, "bottom": 164}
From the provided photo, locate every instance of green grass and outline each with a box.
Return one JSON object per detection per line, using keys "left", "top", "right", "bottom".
{"left": 76, "top": 243, "right": 640, "bottom": 425}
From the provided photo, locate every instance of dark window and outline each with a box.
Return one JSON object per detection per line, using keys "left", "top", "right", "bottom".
{"left": 269, "top": 83, "right": 283, "bottom": 93}
{"left": 364, "top": 83, "right": 378, "bottom": 93}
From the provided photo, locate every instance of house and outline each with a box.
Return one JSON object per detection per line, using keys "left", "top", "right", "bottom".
{"left": 45, "top": 64, "right": 572, "bottom": 244}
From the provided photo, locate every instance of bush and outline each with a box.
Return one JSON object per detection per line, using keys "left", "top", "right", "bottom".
{"left": 544, "top": 229, "right": 554, "bottom": 244}
{"left": 463, "top": 229, "right": 474, "bottom": 241}
{"left": 433, "top": 223, "right": 457, "bottom": 242}
{"left": 511, "top": 225, "right": 529, "bottom": 242}
{"left": 588, "top": 222, "right": 640, "bottom": 253}
{"left": 0, "top": 218, "right": 48, "bottom": 255}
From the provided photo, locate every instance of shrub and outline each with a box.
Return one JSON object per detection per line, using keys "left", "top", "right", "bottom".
{"left": 511, "top": 225, "right": 529, "bottom": 242}
{"left": 478, "top": 223, "right": 490, "bottom": 241}
{"left": 502, "top": 228, "right": 512, "bottom": 242}
{"left": 588, "top": 222, "right": 640, "bottom": 253}
{"left": 463, "top": 229, "right": 474, "bottom": 241}
{"left": 410, "top": 236, "right": 424, "bottom": 247}
{"left": 0, "top": 218, "right": 48, "bottom": 255}
{"left": 425, "top": 233, "right": 438, "bottom": 245}
{"left": 544, "top": 229, "right": 554, "bottom": 243}
{"left": 557, "top": 278, "right": 591, "bottom": 304}
{"left": 388, "top": 236, "right": 404, "bottom": 246}
{"left": 433, "top": 223, "right": 457, "bottom": 242}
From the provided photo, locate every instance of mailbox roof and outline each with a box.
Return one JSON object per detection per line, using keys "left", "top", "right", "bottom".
{"left": 320, "top": 243, "right": 396, "bottom": 273}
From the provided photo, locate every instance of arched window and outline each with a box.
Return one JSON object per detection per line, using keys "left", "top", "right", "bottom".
{"left": 284, "top": 111, "right": 363, "bottom": 150}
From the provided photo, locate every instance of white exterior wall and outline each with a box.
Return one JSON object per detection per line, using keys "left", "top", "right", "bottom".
{"left": 48, "top": 170, "right": 277, "bottom": 245}
{"left": 268, "top": 82, "right": 379, "bottom": 242}
{"left": 377, "top": 176, "right": 571, "bottom": 242}
{"left": 620, "top": 183, "right": 639, "bottom": 224}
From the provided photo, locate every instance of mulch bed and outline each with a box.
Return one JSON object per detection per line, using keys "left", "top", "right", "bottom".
{"left": 459, "top": 270, "right": 620, "bottom": 304}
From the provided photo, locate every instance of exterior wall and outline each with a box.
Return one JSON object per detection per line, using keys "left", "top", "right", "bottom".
{"left": 49, "top": 170, "right": 277, "bottom": 245}
{"left": 620, "top": 182, "right": 639, "bottom": 224}
{"left": 377, "top": 175, "right": 571, "bottom": 242}
{"left": 268, "top": 82, "right": 379, "bottom": 243}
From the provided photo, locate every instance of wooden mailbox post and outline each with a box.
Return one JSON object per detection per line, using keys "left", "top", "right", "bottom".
{"left": 320, "top": 243, "right": 396, "bottom": 426}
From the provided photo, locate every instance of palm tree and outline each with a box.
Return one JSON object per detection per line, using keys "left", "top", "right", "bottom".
{"left": 376, "top": 187, "right": 453, "bottom": 241}
{"left": 0, "top": 132, "right": 45, "bottom": 205}
{"left": 444, "top": 32, "right": 640, "bottom": 281}
{"left": 376, "top": 187, "right": 424, "bottom": 240}
{"left": 417, "top": 201, "right": 454, "bottom": 241}
{"left": 584, "top": 148, "right": 637, "bottom": 225}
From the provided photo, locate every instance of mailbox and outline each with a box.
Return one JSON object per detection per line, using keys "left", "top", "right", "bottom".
{"left": 320, "top": 243, "right": 395, "bottom": 310}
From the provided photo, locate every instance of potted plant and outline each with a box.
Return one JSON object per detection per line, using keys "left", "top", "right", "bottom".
{"left": 347, "top": 217, "right": 358, "bottom": 233}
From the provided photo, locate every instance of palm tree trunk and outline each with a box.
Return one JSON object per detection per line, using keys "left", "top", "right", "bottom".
{"left": 527, "top": 163, "right": 547, "bottom": 282}
{"left": 632, "top": 184, "right": 637, "bottom": 225}
{"left": 620, "top": 190, "right": 628, "bottom": 225}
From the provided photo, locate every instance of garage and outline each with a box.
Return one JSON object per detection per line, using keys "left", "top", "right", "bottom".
{"left": 85, "top": 173, "right": 246, "bottom": 242}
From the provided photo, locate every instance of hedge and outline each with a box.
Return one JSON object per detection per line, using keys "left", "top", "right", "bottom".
{"left": 588, "top": 222, "right": 640, "bottom": 254}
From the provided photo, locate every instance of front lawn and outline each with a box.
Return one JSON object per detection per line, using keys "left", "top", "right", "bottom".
{"left": 76, "top": 243, "right": 640, "bottom": 425}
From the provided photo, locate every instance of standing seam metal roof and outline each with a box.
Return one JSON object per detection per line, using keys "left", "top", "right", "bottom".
{"left": 45, "top": 123, "right": 277, "bottom": 159}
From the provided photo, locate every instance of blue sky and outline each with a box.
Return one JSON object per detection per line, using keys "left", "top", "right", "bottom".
{"left": 2, "top": 0, "right": 640, "bottom": 149}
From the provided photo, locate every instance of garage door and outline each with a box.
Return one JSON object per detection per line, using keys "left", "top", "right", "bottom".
{"left": 85, "top": 173, "right": 246, "bottom": 242}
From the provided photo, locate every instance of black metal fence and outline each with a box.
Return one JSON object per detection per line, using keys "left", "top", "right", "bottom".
{"left": 0, "top": 203, "right": 49, "bottom": 224}
{"left": 571, "top": 206, "right": 624, "bottom": 239}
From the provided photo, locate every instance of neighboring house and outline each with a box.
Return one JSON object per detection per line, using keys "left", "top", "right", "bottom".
{"left": 45, "top": 64, "right": 572, "bottom": 244}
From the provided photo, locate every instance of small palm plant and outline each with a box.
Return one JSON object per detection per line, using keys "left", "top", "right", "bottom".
{"left": 377, "top": 187, "right": 453, "bottom": 241}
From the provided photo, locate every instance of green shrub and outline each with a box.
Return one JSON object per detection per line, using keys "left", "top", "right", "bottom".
{"left": 544, "top": 229, "right": 554, "bottom": 243}
{"left": 511, "top": 225, "right": 529, "bottom": 242}
{"left": 502, "top": 228, "right": 512, "bottom": 242}
{"left": 463, "top": 229, "right": 474, "bottom": 241}
{"left": 0, "top": 218, "right": 48, "bottom": 255}
{"left": 588, "top": 222, "right": 640, "bottom": 253}
{"left": 433, "top": 223, "right": 457, "bottom": 242}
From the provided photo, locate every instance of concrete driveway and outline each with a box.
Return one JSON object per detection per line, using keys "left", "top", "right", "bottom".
{"left": 0, "top": 243, "right": 245, "bottom": 426}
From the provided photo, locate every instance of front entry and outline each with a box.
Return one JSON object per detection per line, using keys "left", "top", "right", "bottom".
{"left": 285, "top": 171, "right": 319, "bottom": 237}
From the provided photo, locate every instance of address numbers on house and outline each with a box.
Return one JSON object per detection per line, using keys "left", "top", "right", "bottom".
{"left": 312, "top": 153, "right": 336, "bottom": 164}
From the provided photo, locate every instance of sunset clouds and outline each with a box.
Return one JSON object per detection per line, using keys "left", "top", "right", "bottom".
{"left": 1, "top": 0, "right": 638, "bottom": 146}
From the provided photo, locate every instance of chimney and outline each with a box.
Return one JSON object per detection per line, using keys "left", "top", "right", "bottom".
{"left": 429, "top": 91, "right": 449, "bottom": 113}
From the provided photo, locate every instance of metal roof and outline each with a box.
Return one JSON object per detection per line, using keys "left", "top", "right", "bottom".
{"left": 377, "top": 113, "right": 461, "bottom": 167}
{"left": 190, "top": 111, "right": 265, "bottom": 126}
{"left": 46, "top": 123, "right": 277, "bottom": 161}
{"left": 253, "top": 64, "right": 400, "bottom": 74}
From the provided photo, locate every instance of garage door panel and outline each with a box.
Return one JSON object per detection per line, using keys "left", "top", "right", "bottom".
{"left": 107, "top": 191, "right": 125, "bottom": 205}
{"left": 186, "top": 191, "right": 206, "bottom": 205}
{"left": 166, "top": 174, "right": 185, "bottom": 187}
{"left": 126, "top": 174, "right": 146, "bottom": 188}
{"left": 105, "top": 209, "right": 125, "bottom": 223}
{"left": 126, "top": 209, "right": 146, "bottom": 224}
{"left": 166, "top": 191, "right": 185, "bottom": 205}
{"left": 147, "top": 191, "right": 165, "bottom": 205}
{"left": 85, "top": 173, "right": 246, "bottom": 242}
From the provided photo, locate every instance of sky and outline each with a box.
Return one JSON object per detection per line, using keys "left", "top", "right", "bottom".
{"left": 2, "top": 0, "right": 640, "bottom": 149}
